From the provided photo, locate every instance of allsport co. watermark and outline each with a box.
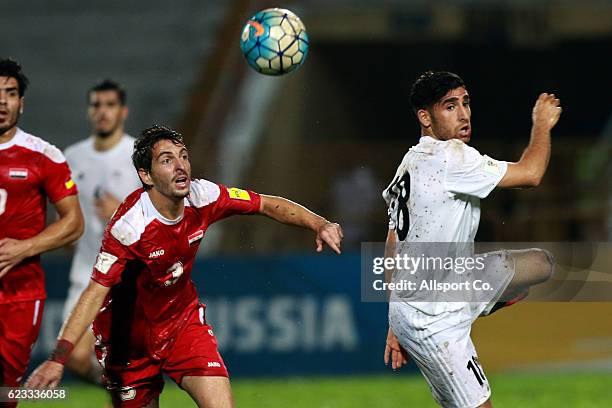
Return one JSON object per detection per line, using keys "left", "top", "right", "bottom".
{"left": 361, "top": 242, "right": 612, "bottom": 303}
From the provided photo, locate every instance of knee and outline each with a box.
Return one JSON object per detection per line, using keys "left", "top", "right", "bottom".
{"left": 533, "top": 249, "right": 554, "bottom": 284}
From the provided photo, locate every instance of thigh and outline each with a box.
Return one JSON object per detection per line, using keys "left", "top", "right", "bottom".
{"left": 181, "top": 376, "right": 233, "bottom": 408}
{"left": 501, "top": 248, "right": 554, "bottom": 302}
{"left": 71, "top": 328, "right": 97, "bottom": 362}
{"left": 0, "top": 299, "right": 44, "bottom": 386}
{"left": 389, "top": 303, "right": 491, "bottom": 408}
{"left": 95, "top": 346, "right": 164, "bottom": 408}
{"left": 163, "top": 304, "right": 229, "bottom": 385}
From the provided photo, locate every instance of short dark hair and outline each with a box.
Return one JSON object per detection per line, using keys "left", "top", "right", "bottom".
{"left": 0, "top": 58, "right": 29, "bottom": 96}
{"left": 409, "top": 71, "right": 465, "bottom": 113}
{"left": 88, "top": 79, "right": 126, "bottom": 105}
{"left": 132, "top": 125, "right": 185, "bottom": 189}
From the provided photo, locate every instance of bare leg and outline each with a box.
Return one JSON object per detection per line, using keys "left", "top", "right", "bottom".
{"left": 65, "top": 330, "right": 103, "bottom": 384}
{"left": 143, "top": 397, "right": 159, "bottom": 408}
{"left": 502, "top": 248, "right": 554, "bottom": 301}
{"left": 478, "top": 398, "right": 494, "bottom": 408}
{"left": 487, "top": 248, "right": 554, "bottom": 315}
{"left": 181, "top": 376, "right": 234, "bottom": 408}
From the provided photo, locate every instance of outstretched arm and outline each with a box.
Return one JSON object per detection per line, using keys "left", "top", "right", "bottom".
{"left": 498, "top": 93, "right": 562, "bottom": 188}
{"left": 382, "top": 228, "right": 409, "bottom": 370}
{"left": 0, "top": 195, "right": 84, "bottom": 278}
{"left": 258, "top": 194, "right": 343, "bottom": 254}
{"left": 26, "top": 280, "right": 110, "bottom": 388}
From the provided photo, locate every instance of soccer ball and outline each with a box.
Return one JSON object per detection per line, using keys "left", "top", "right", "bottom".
{"left": 240, "top": 8, "right": 309, "bottom": 76}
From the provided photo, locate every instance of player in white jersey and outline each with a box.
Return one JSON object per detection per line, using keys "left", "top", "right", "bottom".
{"left": 382, "top": 71, "right": 562, "bottom": 407}
{"left": 63, "top": 80, "right": 141, "bottom": 383}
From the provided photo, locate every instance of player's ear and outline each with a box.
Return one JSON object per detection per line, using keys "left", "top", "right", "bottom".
{"left": 138, "top": 168, "right": 153, "bottom": 188}
{"left": 121, "top": 105, "right": 129, "bottom": 120}
{"left": 417, "top": 109, "right": 431, "bottom": 128}
{"left": 19, "top": 97, "right": 24, "bottom": 114}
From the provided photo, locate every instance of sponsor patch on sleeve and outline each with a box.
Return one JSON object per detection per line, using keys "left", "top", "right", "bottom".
{"left": 65, "top": 179, "right": 75, "bottom": 189}
{"left": 482, "top": 157, "right": 502, "bottom": 175}
{"left": 94, "top": 252, "right": 118, "bottom": 274}
{"left": 228, "top": 187, "right": 251, "bottom": 201}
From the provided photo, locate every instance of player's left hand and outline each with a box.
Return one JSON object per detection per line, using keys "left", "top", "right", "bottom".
{"left": 0, "top": 238, "right": 33, "bottom": 278}
{"left": 94, "top": 190, "right": 121, "bottom": 222}
{"left": 384, "top": 327, "right": 409, "bottom": 370}
{"left": 25, "top": 361, "right": 64, "bottom": 389}
{"left": 315, "top": 222, "right": 343, "bottom": 254}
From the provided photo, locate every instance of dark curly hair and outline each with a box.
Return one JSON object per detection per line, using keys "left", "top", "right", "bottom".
{"left": 132, "top": 125, "right": 185, "bottom": 189}
{"left": 409, "top": 71, "right": 465, "bottom": 113}
{"left": 0, "top": 58, "right": 29, "bottom": 96}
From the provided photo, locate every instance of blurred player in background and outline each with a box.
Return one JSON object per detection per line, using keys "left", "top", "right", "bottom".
{"left": 27, "top": 125, "right": 343, "bottom": 408}
{"left": 0, "top": 58, "right": 84, "bottom": 405}
{"left": 62, "top": 79, "right": 140, "bottom": 384}
{"left": 382, "top": 71, "right": 561, "bottom": 407}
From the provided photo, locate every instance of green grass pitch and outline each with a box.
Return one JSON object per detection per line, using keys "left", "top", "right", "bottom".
{"left": 19, "top": 372, "right": 612, "bottom": 407}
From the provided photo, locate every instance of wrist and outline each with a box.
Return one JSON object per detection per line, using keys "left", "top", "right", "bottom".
{"left": 49, "top": 339, "right": 74, "bottom": 365}
{"left": 531, "top": 121, "right": 551, "bottom": 134}
{"left": 24, "top": 239, "right": 36, "bottom": 258}
{"left": 312, "top": 218, "right": 329, "bottom": 232}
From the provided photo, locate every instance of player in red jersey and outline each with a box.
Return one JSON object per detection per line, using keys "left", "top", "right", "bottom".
{"left": 27, "top": 125, "right": 343, "bottom": 407}
{"left": 0, "top": 58, "right": 84, "bottom": 405}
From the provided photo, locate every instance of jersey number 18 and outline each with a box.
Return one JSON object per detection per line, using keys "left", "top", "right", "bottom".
{"left": 385, "top": 174, "right": 410, "bottom": 241}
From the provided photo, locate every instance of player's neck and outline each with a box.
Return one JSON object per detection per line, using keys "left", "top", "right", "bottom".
{"left": 147, "top": 189, "right": 184, "bottom": 221}
{"left": 0, "top": 126, "right": 17, "bottom": 144}
{"left": 93, "top": 128, "right": 124, "bottom": 152}
{"left": 421, "top": 127, "right": 439, "bottom": 140}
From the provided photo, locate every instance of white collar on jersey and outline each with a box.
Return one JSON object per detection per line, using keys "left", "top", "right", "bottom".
{"left": 141, "top": 190, "right": 184, "bottom": 225}
{"left": 419, "top": 135, "right": 445, "bottom": 144}
{"left": 0, "top": 128, "right": 24, "bottom": 150}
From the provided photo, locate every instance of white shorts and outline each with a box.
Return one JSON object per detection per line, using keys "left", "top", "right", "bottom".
{"left": 389, "top": 251, "right": 515, "bottom": 408}
{"left": 63, "top": 254, "right": 94, "bottom": 321}
{"left": 62, "top": 279, "right": 88, "bottom": 321}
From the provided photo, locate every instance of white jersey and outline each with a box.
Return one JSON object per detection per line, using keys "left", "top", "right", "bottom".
{"left": 64, "top": 135, "right": 141, "bottom": 289}
{"left": 383, "top": 136, "right": 507, "bottom": 315}
{"left": 383, "top": 136, "right": 507, "bottom": 243}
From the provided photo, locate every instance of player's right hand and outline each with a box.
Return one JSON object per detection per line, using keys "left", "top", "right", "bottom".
{"left": 25, "top": 361, "right": 64, "bottom": 389}
{"left": 0, "top": 237, "right": 33, "bottom": 279}
{"left": 384, "top": 327, "right": 409, "bottom": 370}
{"left": 315, "top": 222, "right": 344, "bottom": 254}
{"left": 532, "top": 93, "right": 562, "bottom": 130}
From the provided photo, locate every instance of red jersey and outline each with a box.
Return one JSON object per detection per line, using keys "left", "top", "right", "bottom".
{"left": 91, "top": 180, "right": 260, "bottom": 361}
{"left": 0, "top": 128, "right": 77, "bottom": 304}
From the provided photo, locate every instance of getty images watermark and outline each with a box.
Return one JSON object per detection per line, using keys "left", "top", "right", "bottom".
{"left": 361, "top": 242, "right": 612, "bottom": 303}
{"left": 371, "top": 253, "right": 494, "bottom": 293}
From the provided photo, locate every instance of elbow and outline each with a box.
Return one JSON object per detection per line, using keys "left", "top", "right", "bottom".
{"left": 68, "top": 213, "right": 85, "bottom": 243}
{"left": 530, "top": 178, "right": 542, "bottom": 188}
{"left": 525, "top": 172, "right": 543, "bottom": 188}
{"left": 258, "top": 195, "right": 282, "bottom": 219}
{"left": 515, "top": 163, "right": 543, "bottom": 188}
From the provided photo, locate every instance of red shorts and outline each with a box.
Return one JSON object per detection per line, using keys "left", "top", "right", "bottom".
{"left": 0, "top": 300, "right": 44, "bottom": 388}
{"left": 95, "top": 304, "right": 228, "bottom": 408}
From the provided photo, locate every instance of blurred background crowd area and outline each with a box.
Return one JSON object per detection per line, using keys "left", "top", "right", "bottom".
{"left": 3, "top": 0, "right": 611, "bottom": 253}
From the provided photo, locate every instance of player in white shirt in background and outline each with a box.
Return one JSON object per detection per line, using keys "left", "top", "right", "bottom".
{"left": 62, "top": 80, "right": 141, "bottom": 383}
{"left": 382, "top": 71, "right": 562, "bottom": 408}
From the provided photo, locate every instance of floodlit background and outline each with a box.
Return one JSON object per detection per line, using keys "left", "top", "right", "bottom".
{"left": 2, "top": 0, "right": 611, "bottom": 406}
